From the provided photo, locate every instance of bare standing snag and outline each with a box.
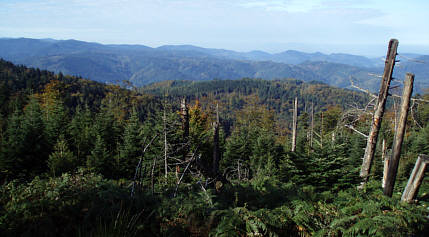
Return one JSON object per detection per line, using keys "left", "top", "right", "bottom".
{"left": 360, "top": 39, "right": 398, "bottom": 186}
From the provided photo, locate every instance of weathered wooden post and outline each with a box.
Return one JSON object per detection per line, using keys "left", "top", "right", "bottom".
{"left": 291, "top": 97, "right": 298, "bottom": 152}
{"left": 384, "top": 73, "right": 414, "bottom": 196}
{"left": 359, "top": 39, "right": 399, "bottom": 186}
{"left": 401, "top": 154, "right": 429, "bottom": 202}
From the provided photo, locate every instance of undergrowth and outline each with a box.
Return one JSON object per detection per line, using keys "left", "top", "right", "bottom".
{"left": 1, "top": 171, "right": 428, "bottom": 236}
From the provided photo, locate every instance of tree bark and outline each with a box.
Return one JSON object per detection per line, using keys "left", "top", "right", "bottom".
{"left": 360, "top": 39, "right": 399, "bottom": 186}
{"left": 384, "top": 73, "right": 414, "bottom": 197}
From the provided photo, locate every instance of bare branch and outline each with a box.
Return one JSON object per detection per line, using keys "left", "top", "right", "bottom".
{"left": 345, "top": 124, "right": 369, "bottom": 138}
{"left": 368, "top": 73, "right": 382, "bottom": 78}
{"left": 350, "top": 79, "right": 377, "bottom": 99}
{"left": 174, "top": 153, "right": 200, "bottom": 197}
{"left": 364, "top": 97, "right": 377, "bottom": 112}
{"left": 410, "top": 100, "right": 423, "bottom": 129}
{"left": 313, "top": 131, "right": 322, "bottom": 139}
{"left": 131, "top": 134, "right": 159, "bottom": 197}
{"left": 390, "top": 94, "right": 429, "bottom": 103}
{"left": 398, "top": 54, "right": 426, "bottom": 64}
{"left": 144, "top": 134, "right": 159, "bottom": 153}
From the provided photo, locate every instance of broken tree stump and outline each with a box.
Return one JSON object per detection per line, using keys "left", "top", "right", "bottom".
{"left": 401, "top": 154, "right": 429, "bottom": 203}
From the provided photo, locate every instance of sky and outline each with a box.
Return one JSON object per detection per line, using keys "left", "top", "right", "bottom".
{"left": 1, "top": 0, "right": 429, "bottom": 56}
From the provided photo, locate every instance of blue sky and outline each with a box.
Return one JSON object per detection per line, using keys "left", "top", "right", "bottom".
{"left": 1, "top": 0, "right": 429, "bottom": 56}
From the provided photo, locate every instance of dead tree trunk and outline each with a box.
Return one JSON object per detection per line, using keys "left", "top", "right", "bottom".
{"left": 320, "top": 112, "right": 323, "bottom": 149}
{"left": 360, "top": 39, "right": 399, "bottom": 185}
{"left": 212, "top": 103, "right": 220, "bottom": 175}
{"left": 291, "top": 97, "right": 298, "bottom": 152}
{"left": 179, "top": 98, "right": 189, "bottom": 179}
{"left": 401, "top": 154, "right": 429, "bottom": 202}
{"left": 381, "top": 139, "right": 388, "bottom": 189}
{"left": 131, "top": 134, "right": 158, "bottom": 197}
{"left": 393, "top": 98, "right": 398, "bottom": 132}
{"left": 163, "top": 109, "right": 168, "bottom": 178}
{"left": 384, "top": 73, "right": 414, "bottom": 197}
{"left": 310, "top": 102, "right": 314, "bottom": 149}
{"left": 181, "top": 98, "right": 189, "bottom": 139}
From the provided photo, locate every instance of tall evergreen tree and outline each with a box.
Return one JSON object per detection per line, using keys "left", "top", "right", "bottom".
{"left": 86, "top": 135, "right": 111, "bottom": 176}
{"left": 68, "top": 106, "right": 93, "bottom": 162}
{"left": 93, "top": 106, "right": 122, "bottom": 153}
{"left": 410, "top": 124, "right": 429, "bottom": 155}
{"left": 0, "top": 97, "right": 48, "bottom": 180}
{"left": 118, "top": 109, "right": 143, "bottom": 178}
{"left": 47, "top": 135, "right": 76, "bottom": 177}
{"left": 44, "top": 98, "right": 68, "bottom": 147}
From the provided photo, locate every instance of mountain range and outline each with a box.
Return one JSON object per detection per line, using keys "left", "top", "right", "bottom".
{"left": 0, "top": 38, "right": 428, "bottom": 93}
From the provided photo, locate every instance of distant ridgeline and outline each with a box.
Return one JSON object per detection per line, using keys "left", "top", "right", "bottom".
{"left": 1, "top": 38, "right": 428, "bottom": 93}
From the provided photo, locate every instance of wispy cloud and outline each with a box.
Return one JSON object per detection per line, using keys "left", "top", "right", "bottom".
{"left": 238, "top": 0, "right": 320, "bottom": 12}
{"left": 0, "top": 0, "right": 428, "bottom": 54}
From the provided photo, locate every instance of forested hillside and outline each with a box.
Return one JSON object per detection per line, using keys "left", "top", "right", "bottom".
{"left": 141, "top": 79, "right": 369, "bottom": 135}
{"left": 1, "top": 59, "right": 429, "bottom": 236}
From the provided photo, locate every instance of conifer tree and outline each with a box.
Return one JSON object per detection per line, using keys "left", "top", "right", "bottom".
{"left": 44, "top": 98, "right": 68, "bottom": 146}
{"left": 118, "top": 109, "right": 143, "bottom": 178}
{"left": 222, "top": 127, "right": 252, "bottom": 180}
{"left": 86, "top": 135, "right": 111, "bottom": 175}
{"left": 410, "top": 124, "right": 429, "bottom": 155}
{"left": 305, "top": 139, "right": 358, "bottom": 191}
{"left": 0, "top": 110, "right": 24, "bottom": 180}
{"left": 250, "top": 131, "right": 280, "bottom": 178}
{"left": 188, "top": 100, "right": 212, "bottom": 170}
{"left": 68, "top": 105, "right": 93, "bottom": 162}
{"left": 47, "top": 135, "right": 76, "bottom": 177}
{"left": 38, "top": 80, "right": 68, "bottom": 146}
{"left": 93, "top": 106, "right": 122, "bottom": 153}
{"left": 0, "top": 97, "right": 48, "bottom": 179}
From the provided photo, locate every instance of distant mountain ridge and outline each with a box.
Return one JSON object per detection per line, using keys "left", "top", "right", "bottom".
{"left": 0, "top": 38, "right": 428, "bottom": 93}
{"left": 160, "top": 45, "right": 381, "bottom": 68}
